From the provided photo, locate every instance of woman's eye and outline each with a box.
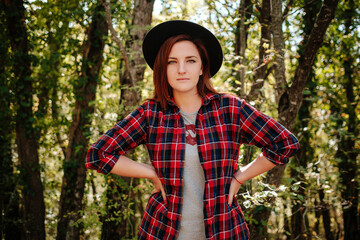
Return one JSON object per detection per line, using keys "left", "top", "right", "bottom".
{"left": 187, "top": 59, "right": 196, "bottom": 63}
{"left": 168, "top": 60, "right": 176, "bottom": 65}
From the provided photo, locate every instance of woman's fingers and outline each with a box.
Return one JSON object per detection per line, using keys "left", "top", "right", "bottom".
{"left": 228, "top": 177, "right": 241, "bottom": 205}
{"left": 160, "top": 184, "right": 167, "bottom": 203}
{"left": 227, "top": 194, "right": 234, "bottom": 206}
{"left": 151, "top": 176, "right": 167, "bottom": 203}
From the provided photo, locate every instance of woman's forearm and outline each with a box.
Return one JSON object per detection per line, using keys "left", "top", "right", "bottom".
{"left": 111, "top": 155, "right": 167, "bottom": 201}
{"left": 234, "top": 153, "right": 276, "bottom": 183}
{"left": 110, "top": 155, "right": 156, "bottom": 180}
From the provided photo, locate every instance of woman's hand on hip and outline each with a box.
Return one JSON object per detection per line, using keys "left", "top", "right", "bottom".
{"left": 150, "top": 170, "right": 167, "bottom": 204}
{"left": 227, "top": 174, "right": 243, "bottom": 205}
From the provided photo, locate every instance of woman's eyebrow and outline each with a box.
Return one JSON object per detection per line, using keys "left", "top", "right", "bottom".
{"left": 168, "top": 56, "right": 199, "bottom": 59}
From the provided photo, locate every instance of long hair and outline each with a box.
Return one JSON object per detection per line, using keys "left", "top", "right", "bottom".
{"left": 150, "top": 34, "right": 219, "bottom": 110}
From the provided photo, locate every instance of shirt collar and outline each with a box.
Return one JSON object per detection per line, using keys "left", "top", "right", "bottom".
{"left": 202, "top": 93, "right": 220, "bottom": 106}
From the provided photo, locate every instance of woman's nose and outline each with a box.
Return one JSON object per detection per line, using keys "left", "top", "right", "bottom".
{"left": 178, "top": 61, "right": 186, "bottom": 74}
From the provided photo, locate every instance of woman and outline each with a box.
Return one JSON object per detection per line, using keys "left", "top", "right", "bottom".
{"left": 86, "top": 20, "right": 300, "bottom": 240}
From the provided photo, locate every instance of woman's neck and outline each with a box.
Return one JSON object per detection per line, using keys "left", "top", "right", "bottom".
{"left": 173, "top": 91, "right": 202, "bottom": 113}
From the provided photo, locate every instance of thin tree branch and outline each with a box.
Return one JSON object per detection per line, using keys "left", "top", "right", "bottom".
{"left": 282, "top": 0, "right": 295, "bottom": 21}
{"left": 101, "top": 0, "right": 140, "bottom": 102}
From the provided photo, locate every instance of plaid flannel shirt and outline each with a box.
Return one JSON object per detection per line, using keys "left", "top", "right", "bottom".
{"left": 86, "top": 93, "right": 300, "bottom": 240}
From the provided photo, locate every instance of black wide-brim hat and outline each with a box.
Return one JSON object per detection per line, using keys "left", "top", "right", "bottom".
{"left": 142, "top": 20, "right": 223, "bottom": 77}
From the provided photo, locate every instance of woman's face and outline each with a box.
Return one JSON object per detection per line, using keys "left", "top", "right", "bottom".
{"left": 166, "top": 40, "right": 203, "bottom": 97}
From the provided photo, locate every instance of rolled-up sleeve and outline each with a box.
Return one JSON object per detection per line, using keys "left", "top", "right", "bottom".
{"left": 237, "top": 99, "right": 300, "bottom": 165}
{"left": 85, "top": 104, "right": 147, "bottom": 174}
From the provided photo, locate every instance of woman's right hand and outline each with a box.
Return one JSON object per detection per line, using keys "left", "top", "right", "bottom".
{"left": 148, "top": 167, "right": 167, "bottom": 203}
{"left": 151, "top": 174, "right": 167, "bottom": 203}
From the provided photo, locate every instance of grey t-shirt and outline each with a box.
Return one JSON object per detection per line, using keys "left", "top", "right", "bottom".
{"left": 177, "top": 110, "right": 206, "bottom": 240}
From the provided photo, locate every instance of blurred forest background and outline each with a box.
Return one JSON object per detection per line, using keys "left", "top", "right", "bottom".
{"left": 0, "top": 0, "right": 359, "bottom": 239}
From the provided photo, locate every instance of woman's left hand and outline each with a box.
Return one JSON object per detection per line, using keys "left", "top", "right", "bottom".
{"left": 227, "top": 173, "right": 243, "bottom": 205}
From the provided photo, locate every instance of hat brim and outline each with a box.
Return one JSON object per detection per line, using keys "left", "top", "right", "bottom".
{"left": 142, "top": 20, "right": 223, "bottom": 77}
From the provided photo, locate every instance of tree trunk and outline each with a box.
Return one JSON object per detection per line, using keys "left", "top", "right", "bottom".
{"left": 232, "top": 0, "right": 254, "bottom": 179}
{"left": 236, "top": 0, "right": 252, "bottom": 98}
{"left": 271, "top": 0, "right": 287, "bottom": 102}
{"left": 318, "top": 188, "right": 334, "bottom": 240}
{"left": 335, "top": 1, "right": 359, "bottom": 238}
{"left": 246, "top": 0, "right": 270, "bottom": 101}
{"left": 289, "top": 150, "right": 308, "bottom": 239}
{"left": 101, "top": 1, "right": 154, "bottom": 239}
{"left": 249, "top": 0, "right": 286, "bottom": 236}
{"left": 249, "top": 0, "right": 339, "bottom": 238}
{"left": 231, "top": 0, "right": 252, "bottom": 98}
{"left": 1, "top": 0, "right": 46, "bottom": 239}
{"left": 0, "top": 4, "right": 23, "bottom": 239}
{"left": 56, "top": 3, "right": 108, "bottom": 240}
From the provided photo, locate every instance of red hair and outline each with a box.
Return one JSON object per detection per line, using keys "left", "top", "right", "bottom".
{"left": 150, "top": 34, "right": 219, "bottom": 110}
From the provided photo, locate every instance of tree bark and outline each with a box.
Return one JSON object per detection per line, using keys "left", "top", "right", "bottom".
{"left": 237, "top": 0, "right": 251, "bottom": 98}
{"left": 246, "top": 0, "right": 271, "bottom": 101}
{"left": 232, "top": 0, "right": 252, "bottom": 98}
{"left": 318, "top": 188, "right": 334, "bottom": 240}
{"left": 56, "top": 3, "right": 108, "bottom": 240}
{"left": 1, "top": 0, "right": 46, "bottom": 239}
{"left": 101, "top": 0, "right": 154, "bottom": 239}
{"left": 120, "top": 0, "right": 155, "bottom": 109}
{"left": 0, "top": 4, "right": 23, "bottom": 239}
{"left": 271, "top": 0, "right": 287, "bottom": 102}
{"left": 249, "top": 0, "right": 339, "bottom": 238}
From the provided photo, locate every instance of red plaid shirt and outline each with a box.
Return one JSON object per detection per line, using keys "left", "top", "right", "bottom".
{"left": 86, "top": 93, "right": 300, "bottom": 239}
